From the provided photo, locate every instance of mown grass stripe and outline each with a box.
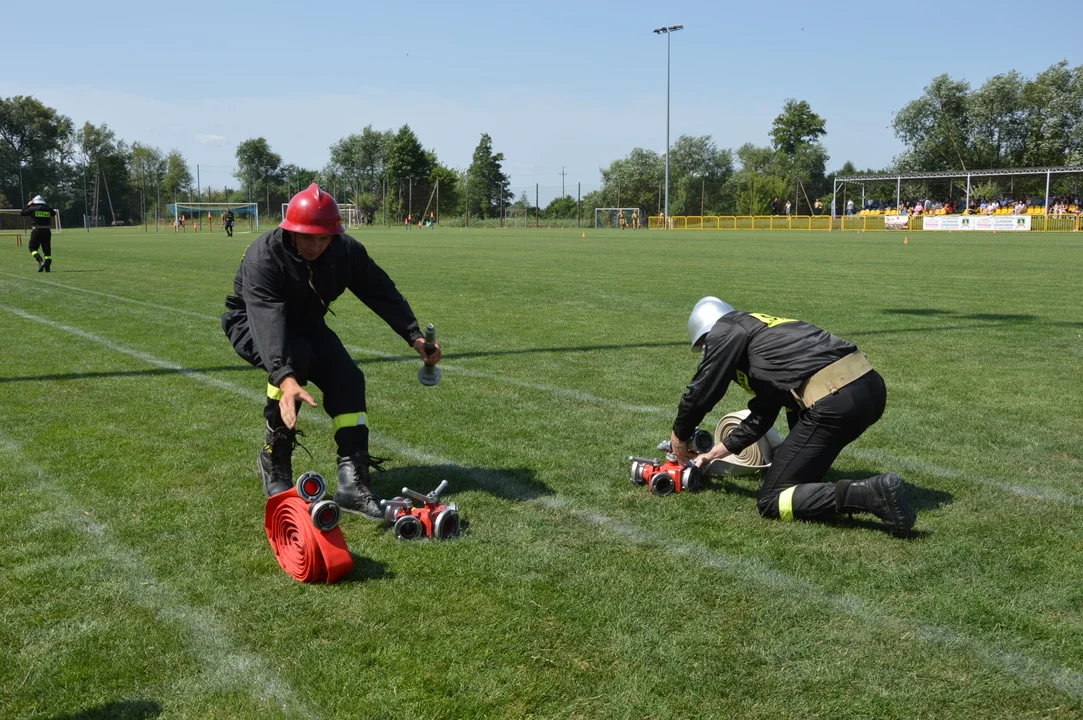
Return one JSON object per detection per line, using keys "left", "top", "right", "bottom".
{"left": 0, "top": 436, "right": 313, "bottom": 717}
{"left": 3, "top": 301, "right": 1082, "bottom": 700}
{"left": 6, "top": 272, "right": 1076, "bottom": 511}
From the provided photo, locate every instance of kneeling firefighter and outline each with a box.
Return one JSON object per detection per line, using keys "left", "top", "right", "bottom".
{"left": 670, "top": 297, "right": 916, "bottom": 537}
{"left": 222, "top": 184, "right": 441, "bottom": 519}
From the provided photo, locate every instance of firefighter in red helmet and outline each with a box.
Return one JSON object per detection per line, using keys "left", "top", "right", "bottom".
{"left": 222, "top": 184, "right": 441, "bottom": 519}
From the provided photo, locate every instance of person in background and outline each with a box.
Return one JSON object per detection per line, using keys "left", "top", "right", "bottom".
{"left": 21, "top": 195, "right": 55, "bottom": 272}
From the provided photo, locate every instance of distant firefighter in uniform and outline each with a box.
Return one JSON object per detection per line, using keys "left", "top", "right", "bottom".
{"left": 222, "top": 208, "right": 235, "bottom": 237}
{"left": 221, "top": 184, "right": 441, "bottom": 518}
{"left": 669, "top": 297, "right": 917, "bottom": 537}
{"left": 22, "top": 195, "right": 54, "bottom": 272}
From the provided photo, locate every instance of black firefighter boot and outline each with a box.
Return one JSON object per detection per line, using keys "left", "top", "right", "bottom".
{"left": 32, "top": 252, "right": 44, "bottom": 272}
{"left": 257, "top": 423, "right": 298, "bottom": 498}
{"left": 43, "top": 257, "right": 51, "bottom": 273}
{"left": 334, "top": 453, "right": 384, "bottom": 521}
{"left": 836, "top": 473, "right": 917, "bottom": 538}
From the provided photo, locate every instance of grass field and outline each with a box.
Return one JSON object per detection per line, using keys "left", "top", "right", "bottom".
{"left": 1, "top": 226, "right": 1081, "bottom": 719}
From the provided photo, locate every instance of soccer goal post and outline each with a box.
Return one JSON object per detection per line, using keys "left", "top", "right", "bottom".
{"left": 0, "top": 208, "right": 62, "bottom": 234}
{"left": 594, "top": 207, "right": 642, "bottom": 229}
{"left": 281, "top": 202, "right": 358, "bottom": 229}
{"left": 167, "top": 202, "right": 259, "bottom": 233}
{"left": 503, "top": 208, "right": 531, "bottom": 227}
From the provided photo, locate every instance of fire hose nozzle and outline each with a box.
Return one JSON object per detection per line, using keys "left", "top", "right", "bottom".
{"left": 418, "top": 324, "right": 442, "bottom": 386}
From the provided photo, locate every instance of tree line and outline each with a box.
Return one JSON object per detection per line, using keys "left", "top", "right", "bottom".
{"left": 2, "top": 61, "right": 1081, "bottom": 226}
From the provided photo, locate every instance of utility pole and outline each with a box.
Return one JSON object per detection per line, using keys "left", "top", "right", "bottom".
{"left": 560, "top": 166, "right": 567, "bottom": 197}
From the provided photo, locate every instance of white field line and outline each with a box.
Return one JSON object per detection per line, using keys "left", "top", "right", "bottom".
{"left": 0, "top": 436, "right": 313, "bottom": 716}
{"left": 2, "top": 273, "right": 1080, "bottom": 507}
{"left": 3, "top": 302, "right": 1083, "bottom": 700}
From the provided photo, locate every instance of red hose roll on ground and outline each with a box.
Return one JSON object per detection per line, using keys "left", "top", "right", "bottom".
{"left": 264, "top": 488, "right": 353, "bottom": 583}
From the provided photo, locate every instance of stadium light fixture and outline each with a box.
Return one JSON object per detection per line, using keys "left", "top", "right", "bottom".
{"left": 653, "top": 24, "right": 683, "bottom": 227}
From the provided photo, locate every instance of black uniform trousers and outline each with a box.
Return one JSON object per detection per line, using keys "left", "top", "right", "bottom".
{"left": 29, "top": 228, "right": 51, "bottom": 258}
{"left": 223, "top": 312, "right": 368, "bottom": 456}
{"left": 756, "top": 370, "right": 886, "bottom": 521}
{"left": 224, "top": 221, "right": 234, "bottom": 237}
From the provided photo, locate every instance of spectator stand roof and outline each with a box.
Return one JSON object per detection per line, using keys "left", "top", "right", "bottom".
{"left": 832, "top": 165, "right": 1083, "bottom": 216}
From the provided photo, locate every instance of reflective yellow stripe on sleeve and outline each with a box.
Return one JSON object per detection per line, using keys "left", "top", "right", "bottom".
{"left": 332, "top": 412, "right": 368, "bottom": 432}
{"left": 266, "top": 383, "right": 283, "bottom": 401}
{"left": 779, "top": 486, "right": 797, "bottom": 522}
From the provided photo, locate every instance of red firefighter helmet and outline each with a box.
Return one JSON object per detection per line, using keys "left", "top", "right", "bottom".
{"left": 280, "top": 183, "right": 345, "bottom": 235}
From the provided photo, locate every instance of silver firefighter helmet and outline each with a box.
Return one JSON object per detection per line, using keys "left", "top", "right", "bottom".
{"left": 687, "top": 296, "right": 734, "bottom": 349}
{"left": 31, "top": 195, "right": 46, "bottom": 205}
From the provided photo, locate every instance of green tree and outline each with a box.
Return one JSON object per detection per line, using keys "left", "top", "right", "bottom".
{"left": 668, "top": 135, "right": 735, "bottom": 215}
{"left": 386, "top": 125, "right": 434, "bottom": 219}
{"left": 465, "top": 133, "right": 511, "bottom": 219}
{"left": 162, "top": 149, "right": 193, "bottom": 200}
{"left": 0, "top": 95, "right": 73, "bottom": 206}
{"left": 1020, "top": 62, "right": 1083, "bottom": 166}
{"left": 543, "top": 195, "right": 577, "bottom": 219}
{"left": 599, "top": 147, "right": 664, "bottom": 214}
{"left": 770, "top": 99, "right": 826, "bottom": 155}
{"left": 235, "top": 137, "right": 283, "bottom": 207}
{"left": 327, "top": 125, "right": 394, "bottom": 194}
{"left": 428, "top": 163, "right": 461, "bottom": 219}
{"left": 78, "top": 122, "right": 130, "bottom": 224}
{"left": 893, "top": 74, "right": 977, "bottom": 171}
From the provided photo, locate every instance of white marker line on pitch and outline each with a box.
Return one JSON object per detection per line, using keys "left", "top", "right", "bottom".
{"left": 534, "top": 494, "right": 1083, "bottom": 700}
{"left": 3, "top": 303, "right": 1082, "bottom": 700}
{"left": 0, "top": 436, "right": 313, "bottom": 716}
{"left": 3, "top": 277, "right": 1079, "bottom": 507}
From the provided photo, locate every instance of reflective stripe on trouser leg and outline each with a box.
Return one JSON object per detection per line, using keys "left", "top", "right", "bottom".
{"left": 332, "top": 412, "right": 367, "bottom": 433}
{"left": 267, "top": 383, "right": 283, "bottom": 400}
{"left": 779, "top": 486, "right": 797, "bottom": 522}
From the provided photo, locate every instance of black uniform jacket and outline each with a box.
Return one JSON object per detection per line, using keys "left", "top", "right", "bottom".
{"left": 673, "top": 311, "right": 857, "bottom": 454}
{"left": 21, "top": 203, "right": 53, "bottom": 227}
{"left": 224, "top": 228, "right": 422, "bottom": 386}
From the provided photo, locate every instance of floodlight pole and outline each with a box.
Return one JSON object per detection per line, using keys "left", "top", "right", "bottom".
{"left": 654, "top": 24, "right": 682, "bottom": 228}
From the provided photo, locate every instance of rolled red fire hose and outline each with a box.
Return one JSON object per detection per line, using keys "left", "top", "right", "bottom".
{"left": 264, "top": 487, "right": 353, "bottom": 583}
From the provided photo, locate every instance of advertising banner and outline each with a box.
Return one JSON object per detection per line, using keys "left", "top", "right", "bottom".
{"left": 884, "top": 216, "right": 910, "bottom": 230}
{"left": 923, "top": 215, "right": 1031, "bottom": 231}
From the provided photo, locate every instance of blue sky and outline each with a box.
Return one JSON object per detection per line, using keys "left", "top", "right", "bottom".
{"left": 6, "top": 0, "right": 1081, "bottom": 202}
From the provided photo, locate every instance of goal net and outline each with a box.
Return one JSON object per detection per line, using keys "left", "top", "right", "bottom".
{"left": 281, "top": 202, "right": 358, "bottom": 228}
{"left": 504, "top": 208, "right": 531, "bottom": 227}
{"left": 167, "top": 202, "right": 259, "bottom": 233}
{"left": 594, "top": 207, "right": 641, "bottom": 229}
{"left": 0, "top": 208, "right": 62, "bottom": 233}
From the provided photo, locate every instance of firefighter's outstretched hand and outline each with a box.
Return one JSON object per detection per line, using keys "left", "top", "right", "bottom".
{"left": 412, "top": 337, "right": 442, "bottom": 366}
{"left": 694, "top": 442, "right": 733, "bottom": 469}
{"left": 278, "top": 376, "right": 317, "bottom": 429}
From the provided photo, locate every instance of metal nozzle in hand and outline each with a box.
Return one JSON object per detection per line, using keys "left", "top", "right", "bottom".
{"left": 418, "top": 323, "right": 442, "bottom": 386}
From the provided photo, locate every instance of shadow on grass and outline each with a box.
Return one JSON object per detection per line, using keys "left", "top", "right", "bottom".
{"left": 706, "top": 474, "right": 759, "bottom": 499}
{"left": 353, "top": 340, "right": 689, "bottom": 365}
{"left": 0, "top": 364, "right": 253, "bottom": 384}
{"left": 876, "top": 308, "right": 1083, "bottom": 328}
{"left": 370, "top": 463, "right": 552, "bottom": 503}
{"left": 340, "top": 554, "right": 393, "bottom": 583}
{"left": 49, "top": 700, "right": 162, "bottom": 720}
{"left": 882, "top": 308, "right": 956, "bottom": 316}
